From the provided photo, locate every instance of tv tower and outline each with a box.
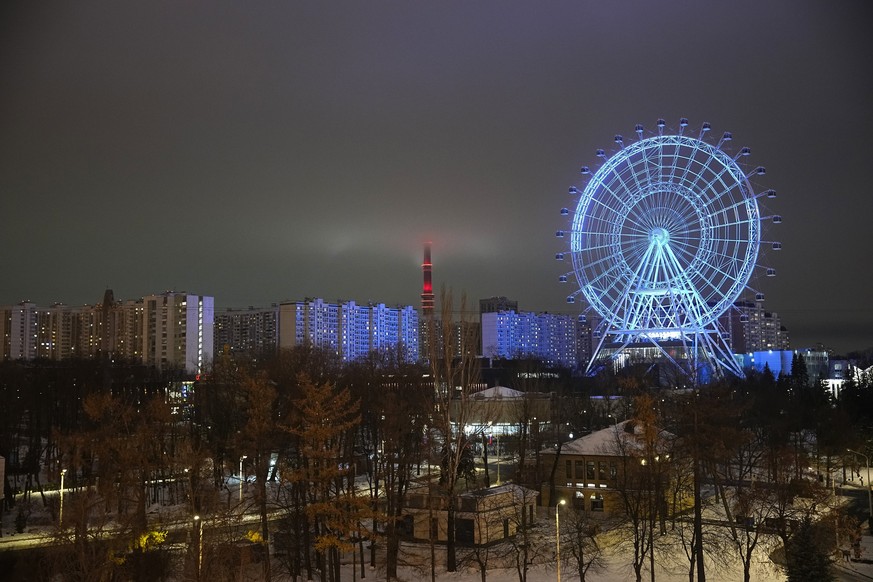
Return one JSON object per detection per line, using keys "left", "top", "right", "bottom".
{"left": 421, "top": 242, "right": 434, "bottom": 317}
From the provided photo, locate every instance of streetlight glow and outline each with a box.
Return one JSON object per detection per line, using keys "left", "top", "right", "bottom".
{"left": 555, "top": 499, "right": 566, "bottom": 582}
{"left": 239, "top": 455, "right": 248, "bottom": 502}
{"left": 59, "top": 468, "right": 67, "bottom": 527}
{"left": 193, "top": 514, "right": 203, "bottom": 580}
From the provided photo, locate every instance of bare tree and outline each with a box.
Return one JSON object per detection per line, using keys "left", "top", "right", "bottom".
{"left": 500, "top": 486, "right": 547, "bottom": 582}
{"left": 562, "top": 506, "right": 606, "bottom": 582}
{"left": 610, "top": 394, "right": 675, "bottom": 582}
{"left": 428, "top": 288, "right": 482, "bottom": 572}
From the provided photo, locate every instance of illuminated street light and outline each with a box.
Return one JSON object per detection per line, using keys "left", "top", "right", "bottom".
{"left": 59, "top": 468, "right": 67, "bottom": 527}
{"left": 847, "top": 449, "right": 872, "bottom": 517}
{"left": 555, "top": 499, "right": 566, "bottom": 582}
{"left": 239, "top": 455, "right": 248, "bottom": 502}
{"left": 194, "top": 514, "right": 203, "bottom": 580}
{"left": 494, "top": 429, "right": 501, "bottom": 485}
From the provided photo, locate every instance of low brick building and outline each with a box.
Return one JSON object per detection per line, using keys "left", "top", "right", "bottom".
{"left": 403, "top": 483, "right": 539, "bottom": 546}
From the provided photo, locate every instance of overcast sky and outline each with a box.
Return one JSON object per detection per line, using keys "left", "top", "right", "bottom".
{"left": 2, "top": 1, "right": 872, "bottom": 354}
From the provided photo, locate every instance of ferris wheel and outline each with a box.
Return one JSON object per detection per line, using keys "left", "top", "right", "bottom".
{"left": 556, "top": 119, "right": 780, "bottom": 378}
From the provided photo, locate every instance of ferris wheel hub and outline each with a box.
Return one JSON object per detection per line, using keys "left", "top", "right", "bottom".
{"left": 649, "top": 227, "right": 670, "bottom": 246}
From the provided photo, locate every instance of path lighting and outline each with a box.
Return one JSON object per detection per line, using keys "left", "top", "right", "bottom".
{"left": 239, "top": 455, "right": 248, "bottom": 501}
{"left": 59, "top": 468, "right": 67, "bottom": 527}
{"left": 847, "top": 449, "right": 872, "bottom": 517}
{"left": 555, "top": 499, "right": 566, "bottom": 582}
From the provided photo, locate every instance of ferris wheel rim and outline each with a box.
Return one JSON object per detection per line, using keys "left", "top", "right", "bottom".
{"left": 568, "top": 131, "right": 761, "bottom": 330}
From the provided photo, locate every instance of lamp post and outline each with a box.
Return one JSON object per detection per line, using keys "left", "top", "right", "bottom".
{"left": 193, "top": 514, "right": 202, "bottom": 580}
{"left": 555, "top": 499, "right": 566, "bottom": 582}
{"left": 495, "top": 430, "right": 501, "bottom": 485}
{"left": 239, "top": 455, "right": 247, "bottom": 502}
{"left": 59, "top": 468, "right": 67, "bottom": 527}
{"left": 847, "top": 449, "right": 872, "bottom": 517}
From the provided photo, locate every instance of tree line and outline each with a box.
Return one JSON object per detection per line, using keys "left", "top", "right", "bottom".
{"left": 2, "top": 335, "right": 872, "bottom": 581}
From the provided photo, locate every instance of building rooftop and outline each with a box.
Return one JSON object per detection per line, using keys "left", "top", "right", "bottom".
{"left": 550, "top": 420, "right": 675, "bottom": 457}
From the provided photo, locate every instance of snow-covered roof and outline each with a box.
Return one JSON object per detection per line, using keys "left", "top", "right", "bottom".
{"left": 557, "top": 422, "right": 628, "bottom": 456}
{"left": 472, "top": 385, "right": 524, "bottom": 400}
{"left": 548, "top": 420, "right": 675, "bottom": 457}
{"left": 462, "top": 482, "right": 539, "bottom": 500}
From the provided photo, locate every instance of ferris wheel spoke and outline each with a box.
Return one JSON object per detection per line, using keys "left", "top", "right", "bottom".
{"left": 577, "top": 250, "right": 624, "bottom": 273}
{"left": 675, "top": 146, "right": 704, "bottom": 186}
{"left": 601, "top": 178, "right": 638, "bottom": 215}
{"left": 586, "top": 263, "right": 628, "bottom": 295}
{"left": 691, "top": 164, "right": 741, "bottom": 206}
{"left": 586, "top": 189, "right": 631, "bottom": 217}
{"left": 690, "top": 257, "right": 739, "bottom": 298}
{"left": 708, "top": 197, "right": 756, "bottom": 222}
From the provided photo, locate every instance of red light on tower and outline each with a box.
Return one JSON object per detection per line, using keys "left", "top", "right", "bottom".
{"left": 421, "top": 242, "right": 434, "bottom": 316}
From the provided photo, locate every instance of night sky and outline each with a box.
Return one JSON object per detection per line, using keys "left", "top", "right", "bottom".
{"left": 2, "top": 2, "right": 872, "bottom": 354}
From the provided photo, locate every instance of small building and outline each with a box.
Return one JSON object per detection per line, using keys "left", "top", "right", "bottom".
{"left": 540, "top": 420, "right": 677, "bottom": 517}
{"left": 403, "top": 483, "right": 538, "bottom": 546}
{"left": 451, "top": 385, "right": 553, "bottom": 440}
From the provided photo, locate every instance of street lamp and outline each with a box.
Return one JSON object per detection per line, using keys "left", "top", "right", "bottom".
{"left": 59, "top": 468, "right": 67, "bottom": 527}
{"left": 495, "top": 430, "right": 501, "bottom": 485}
{"left": 847, "top": 449, "right": 872, "bottom": 517}
{"left": 193, "top": 514, "right": 203, "bottom": 580}
{"left": 555, "top": 499, "right": 566, "bottom": 582}
{"left": 239, "top": 455, "right": 248, "bottom": 502}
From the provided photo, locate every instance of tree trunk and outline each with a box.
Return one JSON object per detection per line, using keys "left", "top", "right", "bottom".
{"left": 386, "top": 520, "right": 399, "bottom": 579}
{"left": 693, "top": 411, "right": 705, "bottom": 582}
{"left": 258, "top": 468, "right": 272, "bottom": 582}
{"left": 447, "top": 499, "right": 457, "bottom": 571}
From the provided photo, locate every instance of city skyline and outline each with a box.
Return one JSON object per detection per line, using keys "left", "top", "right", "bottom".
{"left": 2, "top": 2, "right": 872, "bottom": 354}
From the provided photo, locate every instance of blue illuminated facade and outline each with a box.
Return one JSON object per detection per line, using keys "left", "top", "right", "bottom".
{"left": 279, "top": 299, "right": 419, "bottom": 363}
{"left": 481, "top": 310, "right": 577, "bottom": 368}
{"left": 743, "top": 348, "right": 828, "bottom": 383}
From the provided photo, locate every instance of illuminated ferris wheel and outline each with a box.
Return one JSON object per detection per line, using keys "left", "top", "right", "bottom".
{"left": 556, "top": 119, "right": 781, "bottom": 378}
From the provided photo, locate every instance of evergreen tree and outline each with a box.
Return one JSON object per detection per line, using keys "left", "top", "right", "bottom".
{"left": 790, "top": 353, "right": 810, "bottom": 391}
{"left": 785, "top": 516, "right": 834, "bottom": 582}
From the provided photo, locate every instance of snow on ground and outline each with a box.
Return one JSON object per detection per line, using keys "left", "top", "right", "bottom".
{"left": 5, "top": 476, "right": 873, "bottom": 581}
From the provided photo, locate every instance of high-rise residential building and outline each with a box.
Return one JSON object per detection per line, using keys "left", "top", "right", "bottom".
{"left": 481, "top": 310, "right": 577, "bottom": 368}
{"left": 35, "top": 303, "right": 77, "bottom": 360}
{"left": 1, "top": 291, "right": 213, "bottom": 376}
{"left": 574, "top": 313, "right": 603, "bottom": 369}
{"left": 112, "top": 299, "right": 145, "bottom": 361}
{"left": 214, "top": 305, "right": 279, "bottom": 356}
{"left": 278, "top": 298, "right": 419, "bottom": 363}
{"left": 723, "top": 300, "right": 790, "bottom": 353}
{"left": 479, "top": 296, "right": 518, "bottom": 316}
{"left": 142, "top": 292, "right": 214, "bottom": 375}
{"left": 0, "top": 301, "right": 38, "bottom": 360}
